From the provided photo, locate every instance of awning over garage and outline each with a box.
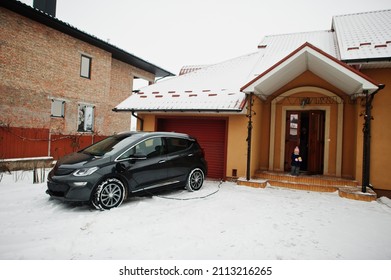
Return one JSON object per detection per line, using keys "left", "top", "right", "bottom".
{"left": 241, "top": 43, "right": 380, "bottom": 99}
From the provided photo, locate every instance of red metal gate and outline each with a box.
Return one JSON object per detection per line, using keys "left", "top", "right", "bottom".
{"left": 0, "top": 127, "right": 49, "bottom": 159}
{"left": 0, "top": 126, "right": 107, "bottom": 160}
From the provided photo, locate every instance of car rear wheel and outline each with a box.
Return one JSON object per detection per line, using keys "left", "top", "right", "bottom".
{"left": 91, "top": 178, "right": 126, "bottom": 210}
{"left": 186, "top": 168, "right": 204, "bottom": 192}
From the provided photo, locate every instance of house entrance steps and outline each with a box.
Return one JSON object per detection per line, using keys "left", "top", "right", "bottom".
{"left": 237, "top": 171, "right": 377, "bottom": 202}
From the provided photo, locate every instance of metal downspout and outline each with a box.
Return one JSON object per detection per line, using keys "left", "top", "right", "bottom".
{"left": 132, "top": 111, "right": 144, "bottom": 131}
{"left": 246, "top": 93, "right": 254, "bottom": 181}
{"left": 361, "top": 84, "right": 385, "bottom": 193}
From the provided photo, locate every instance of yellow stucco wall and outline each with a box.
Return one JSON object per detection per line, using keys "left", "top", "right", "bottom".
{"left": 226, "top": 114, "right": 248, "bottom": 178}
{"left": 136, "top": 67, "right": 391, "bottom": 192}
{"left": 226, "top": 96, "right": 264, "bottom": 179}
{"left": 139, "top": 114, "right": 156, "bottom": 131}
{"left": 342, "top": 99, "right": 358, "bottom": 179}
{"left": 355, "top": 68, "right": 391, "bottom": 191}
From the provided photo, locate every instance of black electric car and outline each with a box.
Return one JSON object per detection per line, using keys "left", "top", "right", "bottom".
{"left": 47, "top": 132, "right": 207, "bottom": 210}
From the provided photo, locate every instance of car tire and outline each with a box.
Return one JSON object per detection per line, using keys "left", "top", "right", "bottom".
{"left": 91, "top": 178, "right": 126, "bottom": 210}
{"left": 186, "top": 168, "right": 204, "bottom": 192}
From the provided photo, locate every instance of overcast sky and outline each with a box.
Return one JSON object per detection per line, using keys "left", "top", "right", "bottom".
{"left": 20, "top": 0, "right": 390, "bottom": 75}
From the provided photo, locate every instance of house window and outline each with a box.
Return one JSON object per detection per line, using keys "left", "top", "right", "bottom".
{"left": 51, "top": 99, "right": 65, "bottom": 118}
{"left": 80, "top": 55, "right": 91, "bottom": 79}
{"left": 77, "top": 104, "right": 94, "bottom": 132}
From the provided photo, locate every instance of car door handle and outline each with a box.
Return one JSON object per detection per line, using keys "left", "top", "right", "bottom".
{"left": 158, "top": 160, "right": 166, "bottom": 163}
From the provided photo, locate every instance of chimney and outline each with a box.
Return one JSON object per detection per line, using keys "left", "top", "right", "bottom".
{"left": 33, "top": 0, "right": 57, "bottom": 17}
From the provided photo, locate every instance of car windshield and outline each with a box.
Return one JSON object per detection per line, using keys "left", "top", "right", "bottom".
{"left": 81, "top": 134, "right": 135, "bottom": 156}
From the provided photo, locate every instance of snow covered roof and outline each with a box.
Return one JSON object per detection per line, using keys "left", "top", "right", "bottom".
{"left": 252, "top": 30, "right": 338, "bottom": 76}
{"left": 115, "top": 52, "right": 264, "bottom": 112}
{"left": 242, "top": 43, "right": 380, "bottom": 97}
{"left": 114, "top": 10, "right": 386, "bottom": 112}
{"left": 114, "top": 31, "right": 339, "bottom": 112}
{"left": 178, "top": 65, "right": 208, "bottom": 75}
{"left": 332, "top": 9, "right": 391, "bottom": 63}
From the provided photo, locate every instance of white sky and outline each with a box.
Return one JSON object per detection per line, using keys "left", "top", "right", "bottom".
{"left": 20, "top": 0, "right": 390, "bottom": 75}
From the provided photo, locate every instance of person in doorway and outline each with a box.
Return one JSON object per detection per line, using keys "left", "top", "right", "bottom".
{"left": 291, "top": 146, "right": 302, "bottom": 176}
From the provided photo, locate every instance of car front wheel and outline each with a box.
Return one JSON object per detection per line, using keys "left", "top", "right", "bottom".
{"left": 186, "top": 168, "right": 204, "bottom": 192}
{"left": 91, "top": 178, "right": 126, "bottom": 210}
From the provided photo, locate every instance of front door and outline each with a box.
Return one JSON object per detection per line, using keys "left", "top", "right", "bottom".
{"left": 284, "top": 110, "right": 325, "bottom": 174}
{"left": 307, "top": 111, "right": 325, "bottom": 174}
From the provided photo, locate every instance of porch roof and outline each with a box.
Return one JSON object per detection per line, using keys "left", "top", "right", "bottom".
{"left": 241, "top": 43, "right": 380, "bottom": 98}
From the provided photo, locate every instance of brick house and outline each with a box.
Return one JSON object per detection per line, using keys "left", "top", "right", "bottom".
{"left": 114, "top": 10, "right": 391, "bottom": 198}
{"left": 0, "top": 0, "right": 173, "bottom": 161}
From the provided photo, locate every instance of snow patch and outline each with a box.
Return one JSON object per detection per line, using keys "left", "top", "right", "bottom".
{"left": 0, "top": 170, "right": 391, "bottom": 260}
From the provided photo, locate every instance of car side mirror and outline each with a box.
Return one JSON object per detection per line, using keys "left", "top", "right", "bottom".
{"left": 115, "top": 162, "right": 126, "bottom": 173}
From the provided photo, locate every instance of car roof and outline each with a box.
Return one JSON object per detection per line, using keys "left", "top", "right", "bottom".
{"left": 115, "top": 131, "right": 191, "bottom": 139}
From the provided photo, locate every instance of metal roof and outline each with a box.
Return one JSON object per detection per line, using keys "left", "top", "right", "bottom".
{"left": 333, "top": 9, "right": 391, "bottom": 64}
{"left": 241, "top": 43, "right": 380, "bottom": 97}
{"left": 252, "top": 30, "right": 338, "bottom": 76}
{"left": 115, "top": 52, "right": 262, "bottom": 112}
{"left": 178, "top": 65, "right": 209, "bottom": 76}
{"left": 1, "top": 0, "right": 174, "bottom": 77}
{"left": 115, "top": 9, "right": 387, "bottom": 113}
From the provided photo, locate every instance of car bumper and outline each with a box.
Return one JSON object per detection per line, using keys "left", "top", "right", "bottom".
{"left": 46, "top": 174, "right": 100, "bottom": 202}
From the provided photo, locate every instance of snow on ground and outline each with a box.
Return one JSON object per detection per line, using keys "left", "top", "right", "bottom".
{"left": 0, "top": 170, "right": 391, "bottom": 260}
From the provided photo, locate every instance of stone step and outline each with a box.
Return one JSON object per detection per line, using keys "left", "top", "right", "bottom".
{"left": 267, "top": 179, "right": 339, "bottom": 193}
{"left": 237, "top": 171, "right": 377, "bottom": 202}
{"left": 254, "top": 171, "right": 359, "bottom": 188}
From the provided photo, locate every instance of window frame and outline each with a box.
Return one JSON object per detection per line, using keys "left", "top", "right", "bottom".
{"left": 80, "top": 54, "right": 92, "bottom": 79}
{"left": 77, "top": 103, "right": 95, "bottom": 133}
{"left": 50, "top": 99, "right": 65, "bottom": 118}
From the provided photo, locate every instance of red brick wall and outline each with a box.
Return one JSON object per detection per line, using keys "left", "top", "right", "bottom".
{"left": 0, "top": 7, "right": 155, "bottom": 139}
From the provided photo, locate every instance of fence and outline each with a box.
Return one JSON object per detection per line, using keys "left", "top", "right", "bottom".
{"left": 0, "top": 126, "right": 107, "bottom": 160}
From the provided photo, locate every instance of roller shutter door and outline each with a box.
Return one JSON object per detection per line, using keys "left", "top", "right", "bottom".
{"left": 157, "top": 118, "right": 226, "bottom": 179}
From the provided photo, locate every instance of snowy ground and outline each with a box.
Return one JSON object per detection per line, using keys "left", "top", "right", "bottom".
{"left": 0, "top": 170, "right": 391, "bottom": 260}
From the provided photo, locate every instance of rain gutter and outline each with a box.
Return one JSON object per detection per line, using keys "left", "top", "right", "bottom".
{"left": 112, "top": 108, "right": 245, "bottom": 113}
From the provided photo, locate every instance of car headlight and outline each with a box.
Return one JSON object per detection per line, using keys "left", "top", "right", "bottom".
{"left": 73, "top": 167, "right": 99, "bottom": 177}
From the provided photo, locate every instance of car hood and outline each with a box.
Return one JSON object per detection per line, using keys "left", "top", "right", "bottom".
{"left": 57, "top": 152, "right": 110, "bottom": 169}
